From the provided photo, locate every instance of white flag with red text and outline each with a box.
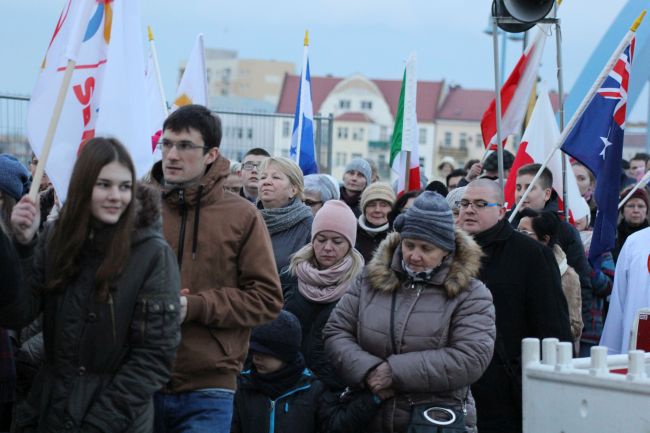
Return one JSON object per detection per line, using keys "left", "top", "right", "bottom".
{"left": 27, "top": 0, "right": 151, "bottom": 201}
{"left": 481, "top": 25, "right": 549, "bottom": 149}
{"left": 504, "top": 88, "right": 589, "bottom": 221}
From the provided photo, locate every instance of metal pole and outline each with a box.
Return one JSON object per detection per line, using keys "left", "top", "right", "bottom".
{"left": 556, "top": 20, "right": 569, "bottom": 221}
{"left": 500, "top": 31, "right": 507, "bottom": 84}
{"left": 315, "top": 116, "right": 322, "bottom": 172}
{"left": 646, "top": 79, "right": 650, "bottom": 154}
{"left": 327, "top": 113, "right": 334, "bottom": 175}
{"left": 492, "top": 17, "right": 505, "bottom": 192}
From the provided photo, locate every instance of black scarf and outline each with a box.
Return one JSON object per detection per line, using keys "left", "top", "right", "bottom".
{"left": 250, "top": 354, "right": 307, "bottom": 399}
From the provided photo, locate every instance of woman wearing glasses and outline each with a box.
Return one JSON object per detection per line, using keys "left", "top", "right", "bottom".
{"left": 324, "top": 192, "right": 495, "bottom": 433}
{"left": 257, "top": 157, "right": 313, "bottom": 274}
{"left": 1, "top": 138, "right": 180, "bottom": 432}
{"left": 303, "top": 174, "right": 340, "bottom": 217}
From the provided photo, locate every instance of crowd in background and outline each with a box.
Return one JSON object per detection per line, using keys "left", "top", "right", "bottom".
{"left": 0, "top": 105, "right": 648, "bottom": 433}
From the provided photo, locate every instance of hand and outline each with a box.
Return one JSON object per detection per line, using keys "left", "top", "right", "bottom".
{"left": 376, "top": 388, "right": 395, "bottom": 401}
{"left": 466, "top": 163, "right": 483, "bottom": 182}
{"left": 11, "top": 196, "right": 40, "bottom": 245}
{"left": 179, "top": 288, "right": 190, "bottom": 323}
{"left": 366, "top": 362, "right": 393, "bottom": 393}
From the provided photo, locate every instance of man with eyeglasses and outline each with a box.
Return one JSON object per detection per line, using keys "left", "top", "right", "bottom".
{"left": 149, "top": 105, "right": 282, "bottom": 433}
{"left": 459, "top": 179, "right": 571, "bottom": 433}
{"left": 237, "top": 147, "right": 270, "bottom": 203}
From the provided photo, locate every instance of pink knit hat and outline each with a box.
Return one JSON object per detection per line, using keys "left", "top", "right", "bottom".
{"left": 311, "top": 200, "right": 358, "bottom": 247}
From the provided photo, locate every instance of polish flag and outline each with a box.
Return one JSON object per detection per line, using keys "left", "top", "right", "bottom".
{"left": 504, "top": 88, "right": 590, "bottom": 221}
{"left": 481, "top": 25, "right": 549, "bottom": 150}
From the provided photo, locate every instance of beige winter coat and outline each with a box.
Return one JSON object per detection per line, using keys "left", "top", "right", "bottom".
{"left": 324, "top": 230, "right": 496, "bottom": 433}
{"left": 553, "top": 244, "right": 584, "bottom": 343}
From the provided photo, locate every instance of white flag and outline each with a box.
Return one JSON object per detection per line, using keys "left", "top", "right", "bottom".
{"left": 173, "top": 34, "right": 208, "bottom": 109}
{"left": 27, "top": 0, "right": 152, "bottom": 201}
{"left": 145, "top": 38, "right": 167, "bottom": 157}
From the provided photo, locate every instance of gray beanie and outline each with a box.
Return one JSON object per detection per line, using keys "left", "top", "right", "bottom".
{"left": 344, "top": 158, "right": 372, "bottom": 184}
{"left": 0, "top": 154, "right": 31, "bottom": 201}
{"left": 304, "top": 174, "right": 339, "bottom": 202}
{"left": 394, "top": 191, "right": 455, "bottom": 252}
{"left": 446, "top": 186, "right": 466, "bottom": 211}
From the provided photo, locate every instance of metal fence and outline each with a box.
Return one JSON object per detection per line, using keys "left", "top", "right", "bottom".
{"left": 0, "top": 93, "right": 334, "bottom": 173}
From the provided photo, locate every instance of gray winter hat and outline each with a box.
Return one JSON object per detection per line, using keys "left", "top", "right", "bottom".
{"left": 394, "top": 191, "right": 455, "bottom": 252}
{"left": 446, "top": 186, "right": 466, "bottom": 211}
{"left": 344, "top": 158, "right": 372, "bottom": 184}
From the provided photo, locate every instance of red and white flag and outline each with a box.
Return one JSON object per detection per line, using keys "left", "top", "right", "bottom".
{"left": 481, "top": 25, "right": 549, "bottom": 150}
{"left": 504, "top": 88, "right": 590, "bottom": 221}
{"left": 173, "top": 34, "right": 208, "bottom": 109}
{"left": 27, "top": 0, "right": 151, "bottom": 201}
{"left": 145, "top": 33, "right": 167, "bottom": 155}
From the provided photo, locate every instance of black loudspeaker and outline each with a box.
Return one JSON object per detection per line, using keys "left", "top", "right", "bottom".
{"left": 492, "top": 0, "right": 555, "bottom": 33}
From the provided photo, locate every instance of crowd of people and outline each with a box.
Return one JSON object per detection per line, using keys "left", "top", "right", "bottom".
{"left": 0, "top": 105, "right": 648, "bottom": 433}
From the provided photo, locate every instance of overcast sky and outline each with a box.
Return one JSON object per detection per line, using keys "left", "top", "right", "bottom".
{"left": 1, "top": 0, "right": 647, "bottom": 121}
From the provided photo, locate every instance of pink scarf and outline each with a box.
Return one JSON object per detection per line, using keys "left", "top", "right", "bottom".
{"left": 295, "top": 255, "right": 355, "bottom": 304}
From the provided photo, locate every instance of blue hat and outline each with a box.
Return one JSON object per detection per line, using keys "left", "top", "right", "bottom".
{"left": 0, "top": 154, "right": 31, "bottom": 201}
{"left": 250, "top": 310, "right": 302, "bottom": 362}
{"left": 344, "top": 158, "right": 372, "bottom": 184}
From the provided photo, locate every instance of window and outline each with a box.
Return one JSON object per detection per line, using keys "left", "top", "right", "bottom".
{"left": 419, "top": 157, "right": 425, "bottom": 169}
{"left": 246, "top": 128, "right": 253, "bottom": 140}
{"left": 380, "top": 126, "right": 388, "bottom": 142}
{"left": 352, "top": 153, "right": 363, "bottom": 160}
{"left": 444, "top": 132, "right": 452, "bottom": 147}
{"left": 460, "top": 133, "right": 467, "bottom": 149}
{"left": 236, "top": 128, "right": 243, "bottom": 139}
{"left": 352, "top": 128, "right": 364, "bottom": 141}
{"left": 360, "top": 100, "right": 373, "bottom": 110}
{"left": 419, "top": 128, "right": 427, "bottom": 145}
{"left": 337, "top": 127, "right": 349, "bottom": 139}
{"left": 339, "top": 100, "right": 351, "bottom": 109}
{"left": 282, "top": 121, "right": 291, "bottom": 138}
{"left": 281, "top": 149, "right": 290, "bottom": 158}
{"left": 336, "top": 152, "right": 348, "bottom": 166}
{"left": 476, "top": 134, "right": 483, "bottom": 148}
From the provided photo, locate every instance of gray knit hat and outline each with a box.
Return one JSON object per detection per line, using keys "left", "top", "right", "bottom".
{"left": 446, "top": 186, "right": 466, "bottom": 211}
{"left": 344, "top": 158, "right": 372, "bottom": 184}
{"left": 304, "top": 174, "right": 339, "bottom": 202}
{"left": 394, "top": 191, "right": 455, "bottom": 252}
{"left": 0, "top": 154, "right": 31, "bottom": 201}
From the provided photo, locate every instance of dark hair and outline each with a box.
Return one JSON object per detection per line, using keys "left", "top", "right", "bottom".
{"left": 388, "top": 190, "right": 421, "bottom": 225}
{"left": 517, "top": 163, "right": 553, "bottom": 190}
{"left": 425, "top": 180, "right": 448, "bottom": 196}
{"left": 464, "top": 159, "right": 480, "bottom": 171}
{"left": 0, "top": 192, "right": 16, "bottom": 231}
{"left": 244, "top": 147, "right": 271, "bottom": 158}
{"left": 446, "top": 168, "right": 467, "bottom": 186}
{"left": 47, "top": 137, "right": 136, "bottom": 300}
{"left": 631, "top": 152, "right": 650, "bottom": 163}
{"left": 163, "top": 104, "right": 222, "bottom": 150}
{"left": 519, "top": 208, "right": 560, "bottom": 247}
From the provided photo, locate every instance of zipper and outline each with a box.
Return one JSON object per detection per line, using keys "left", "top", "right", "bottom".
{"left": 268, "top": 384, "right": 312, "bottom": 433}
{"left": 176, "top": 189, "right": 187, "bottom": 268}
{"left": 108, "top": 293, "right": 117, "bottom": 342}
{"left": 140, "top": 298, "right": 147, "bottom": 340}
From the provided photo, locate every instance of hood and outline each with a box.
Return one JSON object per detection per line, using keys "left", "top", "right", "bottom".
{"left": 150, "top": 153, "right": 231, "bottom": 207}
{"left": 552, "top": 244, "right": 568, "bottom": 276}
{"left": 366, "top": 229, "right": 483, "bottom": 298}
{"left": 131, "top": 183, "right": 164, "bottom": 245}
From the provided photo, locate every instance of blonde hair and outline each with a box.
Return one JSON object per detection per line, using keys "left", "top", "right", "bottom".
{"left": 289, "top": 243, "right": 365, "bottom": 283}
{"left": 260, "top": 157, "right": 305, "bottom": 201}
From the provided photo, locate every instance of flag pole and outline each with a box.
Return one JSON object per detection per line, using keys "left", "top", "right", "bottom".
{"left": 618, "top": 171, "right": 650, "bottom": 209}
{"left": 555, "top": 19, "right": 569, "bottom": 221}
{"left": 148, "top": 26, "right": 169, "bottom": 116}
{"left": 294, "top": 30, "right": 309, "bottom": 165}
{"left": 492, "top": 17, "right": 505, "bottom": 192}
{"left": 28, "top": 59, "right": 76, "bottom": 201}
{"left": 509, "top": 11, "right": 645, "bottom": 223}
{"left": 404, "top": 151, "right": 411, "bottom": 189}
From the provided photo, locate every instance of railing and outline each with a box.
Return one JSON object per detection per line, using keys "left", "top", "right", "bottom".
{"left": 0, "top": 93, "right": 334, "bottom": 173}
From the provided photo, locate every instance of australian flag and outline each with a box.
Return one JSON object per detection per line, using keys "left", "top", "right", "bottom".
{"left": 561, "top": 37, "right": 635, "bottom": 267}
{"left": 289, "top": 47, "right": 318, "bottom": 175}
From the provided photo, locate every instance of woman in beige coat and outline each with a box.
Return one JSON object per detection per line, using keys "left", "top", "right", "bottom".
{"left": 323, "top": 192, "right": 496, "bottom": 433}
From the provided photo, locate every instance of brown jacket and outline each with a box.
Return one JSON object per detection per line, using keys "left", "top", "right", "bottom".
{"left": 553, "top": 244, "right": 583, "bottom": 343}
{"left": 324, "top": 230, "right": 496, "bottom": 432}
{"left": 150, "top": 155, "right": 283, "bottom": 392}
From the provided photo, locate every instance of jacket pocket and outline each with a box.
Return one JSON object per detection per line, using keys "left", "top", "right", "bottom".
{"left": 131, "top": 297, "right": 180, "bottom": 345}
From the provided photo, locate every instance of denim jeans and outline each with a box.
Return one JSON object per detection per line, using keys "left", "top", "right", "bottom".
{"left": 154, "top": 388, "right": 235, "bottom": 433}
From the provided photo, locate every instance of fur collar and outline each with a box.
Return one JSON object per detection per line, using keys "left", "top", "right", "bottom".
{"left": 133, "top": 183, "right": 162, "bottom": 230}
{"left": 366, "top": 229, "right": 483, "bottom": 298}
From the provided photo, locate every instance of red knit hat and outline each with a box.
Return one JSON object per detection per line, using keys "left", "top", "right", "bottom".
{"left": 311, "top": 200, "right": 358, "bottom": 247}
{"left": 620, "top": 186, "right": 649, "bottom": 211}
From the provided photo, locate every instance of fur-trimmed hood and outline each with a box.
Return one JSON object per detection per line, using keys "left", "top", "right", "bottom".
{"left": 366, "top": 229, "right": 484, "bottom": 298}
{"left": 130, "top": 183, "right": 164, "bottom": 245}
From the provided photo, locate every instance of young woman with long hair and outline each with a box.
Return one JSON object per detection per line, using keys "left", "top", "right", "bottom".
{"left": 0, "top": 137, "right": 181, "bottom": 432}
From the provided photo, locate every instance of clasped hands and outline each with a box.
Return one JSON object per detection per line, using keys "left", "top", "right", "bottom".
{"left": 366, "top": 361, "right": 394, "bottom": 400}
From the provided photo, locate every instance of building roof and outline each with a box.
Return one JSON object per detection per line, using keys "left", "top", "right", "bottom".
{"left": 276, "top": 74, "right": 444, "bottom": 122}
{"left": 334, "top": 112, "right": 375, "bottom": 123}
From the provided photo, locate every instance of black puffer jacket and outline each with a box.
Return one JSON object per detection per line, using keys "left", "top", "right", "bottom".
{"left": 0, "top": 185, "right": 181, "bottom": 433}
{"left": 231, "top": 369, "right": 325, "bottom": 433}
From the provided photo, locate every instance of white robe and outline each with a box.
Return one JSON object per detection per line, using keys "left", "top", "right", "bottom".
{"left": 600, "top": 227, "right": 650, "bottom": 354}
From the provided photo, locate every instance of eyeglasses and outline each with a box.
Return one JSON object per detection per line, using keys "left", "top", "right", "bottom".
{"left": 157, "top": 139, "right": 208, "bottom": 154}
{"left": 457, "top": 199, "right": 501, "bottom": 210}
{"left": 242, "top": 161, "right": 262, "bottom": 171}
{"left": 304, "top": 199, "right": 323, "bottom": 207}
{"left": 516, "top": 228, "right": 536, "bottom": 237}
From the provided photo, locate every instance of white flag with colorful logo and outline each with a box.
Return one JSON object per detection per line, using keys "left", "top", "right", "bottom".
{"left": 27, "top": 0, "right": 152, "bottom": 201}
{"left": 145, "top": 27, "right": 168, "bottom": 156}
{"left": 173, "top": 34, "right": 208, "bottom": 109}
{"left": 389, "top": 53, "right": 420, "bottom": 195}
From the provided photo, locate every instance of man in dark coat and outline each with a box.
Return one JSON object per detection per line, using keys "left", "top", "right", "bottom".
{"left": 459, "top": 179, "right": 572, "bottom": 433}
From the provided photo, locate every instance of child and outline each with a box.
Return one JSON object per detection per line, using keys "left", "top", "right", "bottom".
{"left": 232, "top": 311, "right": 324, "bottom": 433}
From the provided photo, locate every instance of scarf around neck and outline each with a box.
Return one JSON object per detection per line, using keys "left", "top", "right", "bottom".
{"left": 259, "top": 198, "right": 312, "bottom": 235}
{"left": 251, "top": 354, "right": 306, "bottom": 399}
{"left": 295, "top": 254, "right": 356, "bottom": 304}
{"left": 358, "top": 215, "right": 390, "bottom": 234}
